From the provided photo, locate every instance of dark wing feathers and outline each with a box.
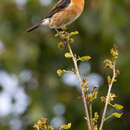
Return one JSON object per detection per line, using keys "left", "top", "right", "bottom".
{"left": 26, "top": 23, "right": 41, "bottom": 32}
{"left": 45, "top": 0, "right": 70, "bottom": 18}
{"left": 26, "top": 0, "right": 70, "bottom": 32}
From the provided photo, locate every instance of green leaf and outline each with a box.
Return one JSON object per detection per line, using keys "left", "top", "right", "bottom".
{"left": 79, "top": 56, "right": 91, "bottom": 61}
{"left": 110, "top": 93, "right": 116, "bottom": 101}
{"left": 70, "top": 31, "right": 79, "bottom": 36}
{"left": 105, "top": 112, "right": 123, "bottom": 122}
{"left": 70, "top": 38, "right": 74, "bottom": 43}
{"left": 112, "top": 113, "right": 123, "bottom": 118}
{"left": 58, "top": 42, "right": 65, "bottom": 49}
{"left": 48, "top": 125, "right": 54, "bottom": 130}
{"left": 60, "top": 123, "right": 71, "bottom": 129}
{"left": 57, "top": 69, "right": 66, "bottom": 77}
{"left": 55, "top": 33, "right": 60, "bottom": 37}
{"left": 107, "top": 75, "right": 111, "bottom": 85}
{"left": 84, "top": 117, "right": 88, "bottom": 120}
{"left": 104, "top": 59, "right": 113, "bottom": 69}
{"left": 94, "top": 112, "right": 99, "bottom": 120}
{"left": 65, "top": 52, "right": 73, "bottom": 58}
{"left": 113, "top": 104, "right": 124, "bottom": 110}
{"left": 110, "top": 47, "right": 118, "bottom": 59}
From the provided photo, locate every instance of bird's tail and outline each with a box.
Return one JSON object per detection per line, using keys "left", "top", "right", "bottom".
{"left": 26, "top": 18, "right": 50, "bottom": 32}
{"left": 26, "top": 23, "right": 41, "bottom": 32}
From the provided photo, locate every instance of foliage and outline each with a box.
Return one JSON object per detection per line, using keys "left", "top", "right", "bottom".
{"left": 33, "top": 118, "right": 71, "bottom": 130}
{"left": 34, "top": 30, "right": 123, "bottom": 130}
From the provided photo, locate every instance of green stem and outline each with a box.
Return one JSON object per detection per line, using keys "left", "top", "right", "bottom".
{"left": 104, "top": 114, "right": 113, "bottom": 122}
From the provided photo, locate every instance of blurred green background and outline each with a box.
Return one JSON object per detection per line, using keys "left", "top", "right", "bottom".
{"left": 0, "top": 0, "right": 130, "bottom": 130}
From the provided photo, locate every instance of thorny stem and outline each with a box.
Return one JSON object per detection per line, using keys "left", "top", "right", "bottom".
{"left": 99, "top": 64, "right": 116, "bottom": 130}
{"left": 55, "top": 29, "right": 92, "bottom": 130}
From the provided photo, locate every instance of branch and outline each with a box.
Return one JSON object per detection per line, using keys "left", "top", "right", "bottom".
{"left": 89, "top": 102, "right": 93, "bottom": 128}
{"left": 67, "top": 43, "right": 92, "bottom": 130}
{"left": 55, "top": 29, "right": 92, "bottom": 130}
{"left": 99, "top": 64, "right": 116, "bottom": 130}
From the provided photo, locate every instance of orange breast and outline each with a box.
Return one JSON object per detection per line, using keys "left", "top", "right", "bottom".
{"left": 71, "top": 0, "right": 85, "bottom": 13}
{"left": 49, "top": 0, "right": 85, "bottom": 28}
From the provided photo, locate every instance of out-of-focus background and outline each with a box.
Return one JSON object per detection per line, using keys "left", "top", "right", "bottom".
{"left": 0, "top": 0, "right": 130, "bottom": 130}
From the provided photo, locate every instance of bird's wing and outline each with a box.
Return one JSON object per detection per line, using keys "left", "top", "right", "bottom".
{"left": 45, "top": 0, "right": 71, "bottom": 18}
{"left": 26, "top": 0, "right": 71, "bottom": 32}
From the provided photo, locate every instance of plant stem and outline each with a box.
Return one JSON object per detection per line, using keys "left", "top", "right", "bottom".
{"left": 90, "top": 103, "right": 93, "bottom": 128}
{"left": 99, "top": 64, "right": 116, "bottom": 130}
{"left": 104, "top": 114, "right": 113, "bottom": 122}
{"left": 55, "top": 29, "right": 92, "bottom": 130}
{"left": 67, "top": 43, "right": 92, "bottom": 130}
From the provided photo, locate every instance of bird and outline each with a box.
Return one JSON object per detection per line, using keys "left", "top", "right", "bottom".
{"left": 27, "top": 0, "right": 85, "bottom": 32}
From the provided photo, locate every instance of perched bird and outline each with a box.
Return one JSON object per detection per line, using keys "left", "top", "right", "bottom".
{"left": 27, "top": 0, "right": 85, "bottom": 32}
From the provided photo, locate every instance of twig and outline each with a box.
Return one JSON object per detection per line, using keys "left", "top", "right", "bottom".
{"left": 67, "top": 43, "right": 92, "bottom": 130}
{"left": 99, "top": 64, "right": 116, "bottom": 130}
{"left": 55, "top": 29, "right": 92, "bottom": 130}
{"left": 104, "top": 114, "right": 113, "bottom": 122}
{"left": 89, "top": 103, "right": 93, "bottom": 128}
